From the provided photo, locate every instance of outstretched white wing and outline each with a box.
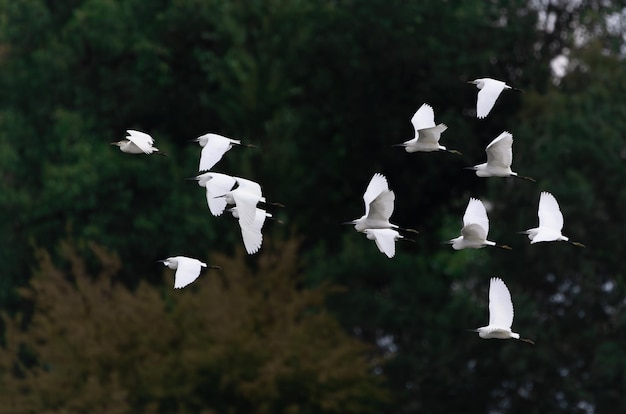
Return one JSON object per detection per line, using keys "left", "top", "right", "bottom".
{"left": 460, "top": 223, "right": 487, "bottom": 244}
{"left": 485, "top": 132, "right": 513, "bottom": 169}
{"left": 417, "top": 124, "right": 447, "bottom": 146}
{"left": 476, "top": 79, "right": 506, "bottom": 119}
{"left": 488, "top": 277, "right": 514, "bottom": 329}
{"left": 231, "top": 177, "right": 263, "bottom": 226}
{"left": 238, "top": 208, "right": 268, "bottom": 254}
{"left": 538, "top": 191, "right": 564, "bottom": 232}
{"left": 204, "top": 173, "right": 237, "bottom": 216}
{"left": 126, "top": 130, "right": 155, "bottom": 154}
{"left": 362, "top": 173, "right": 389, "bottom": 218}
{"left": 463, "top": 198, "right": 489, "bottom": 237}
{"left": 199, "top": 134, "right": 239, "bottom": 171}
{"left": 174, "top": 257, "right": 206, "bottom": 289}
{"left": 367, "top": 190, "right": 395, "bottom": 223}
{"left": 365, "top": 228, "right": 399, "bottom": 258}
{"left": 410, "top": 103, "right": 436, "bottom": 132}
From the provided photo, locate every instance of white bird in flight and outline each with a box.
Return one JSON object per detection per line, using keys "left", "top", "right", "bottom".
{"left": 393, "top": 103, "right": 461, "bottom": 155}
{"left": 519, "top": 191, "right": 585, "bottom": 247}
{"left": 158, "top": 256, "right": 221, "bottom": 289}
{"left": 192, "top": 133, "right": 256, "bottom": 172}
{"left": 448, "top": 198, "right": 511, "bottom": 250}
{"left": 189, "top": 172, "right": 237, "bottom": 216}
{"left": 470, "top": 277, "right": 534, "bottom": 344}
{"left": 344, "top": 173, "right": 418, "bottom": 234}
{"left": 228, "top": 207, "right": 281, "bottom": 254}
{"left": 219, "top": 177, "right": 283, "bottom": 227}
{"left": 466, "top": 131, "right": 535, "bottom": 181}
{"left": 363, "top": 228, "right": 412, "bottom": 258}
{"left": 467, "top": 78, "right": 522, "bottom": 119}
{"left": 111, "top": 130, "right": 164, "bottom": 155}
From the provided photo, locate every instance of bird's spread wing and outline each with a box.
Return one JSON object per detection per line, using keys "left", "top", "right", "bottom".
{"left": 238, "top": 208, "right": 267, "bottom": 254}
{"left": 476, "top": 79, "right": 506, "bottom": 118}
{"left": 126, "top": 130, "right": 155, "bottom": 154}
{"left": 234, "top": 177, "right": 263, "bottom": 198}
{"left": 363, "top": 173, "right": 389, "bottom": 218}
{"left": 410, "top": 104, "right": 436, "bottom": 132}
{"left": 463, "top": 198, "right": 489, "bottom": 236}
{"left": 366, "top": 229, "right": 398, "bottom": 258}
{"left": 485, "top": 132, "right": 513, "bottom": 169}
{"left": 205, "top": 173, "right": 237, "bottom": 216}
{"left": 232, "top": 189, "right": 260, "bottom": 226}
{"left": 416, "top": 124, "right": 447, "bottom": 145}
{"left": 488, "top": 277, "right": 514, "bottom": 329}
{"left": 367, "top": 190, "right": 395, "bottom": 223}
{"left": 174, "top": 257, "right": 206, "bottom": 289}
{"left": 199, "top": 135, "right": 236, "bottom": 171}
{"left": 460, "top": 223, "right": 487, "bottom": 243}
{"left": 538, "top": 191, "right": 564, "bottom": 232}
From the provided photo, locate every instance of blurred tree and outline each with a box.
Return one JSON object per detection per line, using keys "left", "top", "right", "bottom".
{"left": 0, "top": 239, "right": 387, "bottom": 413}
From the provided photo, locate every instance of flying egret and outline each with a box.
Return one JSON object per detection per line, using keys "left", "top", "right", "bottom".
{"left": 448, "top": 198, "right": 511, "bottom": 250}
{"left": 393, "top": 103, "right": 461, "bottom": 155}
{"left": 189, "top": 172, "right": 237, "bottom": 216}
{"left": 228, "top": 207, "right": 282, "bottom": 254}
{"left": 158, "top": 256, "right": 221, "bottom": 289}
{"left": 519, "top": 191, "right": 585, "bottom": 247}
{"left": 218, "top": 177, "right": 284, "bottom": 227}
{"left": 344, "top": 173, "right": 419, "bottom": 234}
{"left": 466, "top": 132, "right": 535, "bottom": 181}
{"left": 363, "top": 228, "right": 413, "bottom": 258}
{"left": 470, "top": 277, "right": 534, "bottom": 344}
{"left": 192, "top": 133, "right": 256, "bottom": 172}
{"left": 467, "top": 78, "right": 523, "bottom": 119}
{"left": 111, "top": 130, "right": 165, "bottom": 155}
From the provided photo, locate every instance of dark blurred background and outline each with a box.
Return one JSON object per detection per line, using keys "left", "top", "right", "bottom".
{"left": 0, "top": 1, "right": 625, "bottom": 413}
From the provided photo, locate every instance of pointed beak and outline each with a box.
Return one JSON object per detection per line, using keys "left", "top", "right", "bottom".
{"left": 188, "top": 138, "right": 200, "bottom": 143}
{"left": 341, "top": 221, "right": 355, "bottom": 225}
{"left": 185, "top": 176, "right": 199, "bottom": 181}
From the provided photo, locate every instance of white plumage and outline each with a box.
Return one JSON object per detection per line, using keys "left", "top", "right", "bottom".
{"left": 192, "top": 172, "right": 237, "bottom": 216}
{"left": 467, "top": 132, "right": 534, "bottom": 181}
{"left": 159, "top": 256, "right": 220, "bottom": 289}
{"left": 520, "top": 192, "right": 584, "bottom": 246}
{"left": 347, "top": 173, "right": 395, "bottom": 232}
{"left": 193, "top": 133, "right": 255, "bottom": 172}
{"left": 363, "top": 228, "right": 403, "bottom": 258}
{"left": 111, "top": 129, "right": 162, "bottom": 155}
{"left": 472, "top": 277, "right": 534, "bottom": 344}
{"left": 228, "top": 207, "right": 276, "bottom": 254}
{"left": 449, "top": 198, "right": 509, "bottom": 250}
{"left": 468, "top": 78, "right": 521, "bottom": 119}
{"left": 394, "top": 104, "right": 458, "bottom": 154}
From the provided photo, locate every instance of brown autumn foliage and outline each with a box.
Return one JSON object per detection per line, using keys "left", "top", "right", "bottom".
{"left": 0, "top": 239, "right": 388, "bottom": 414}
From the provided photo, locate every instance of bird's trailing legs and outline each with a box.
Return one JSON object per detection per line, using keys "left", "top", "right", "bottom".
{"left": 513, "top": 174, "right": 536, "bottom": 182}
{"left": 568, "top": 241, "right": 585, "bottom": 248}
{"left": 446, "top": 149, "right": 462, "bottom": 156}
{"left": 517, "top": 337, "right": 535, "bottom": 345}
{"left": 495, "top": 243, "right": 513, "bottom": 250}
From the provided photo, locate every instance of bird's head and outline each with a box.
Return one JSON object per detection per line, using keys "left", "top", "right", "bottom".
{"left": 157, "top": 259, "right": 171, "bottom": 267}
{"left": 467, "top": 79, "right": 484, "bottom": 89}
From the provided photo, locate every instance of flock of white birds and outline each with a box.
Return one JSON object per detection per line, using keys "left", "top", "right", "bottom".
{"left": 111, "top": 77, "right": 584, "bottom": 344}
